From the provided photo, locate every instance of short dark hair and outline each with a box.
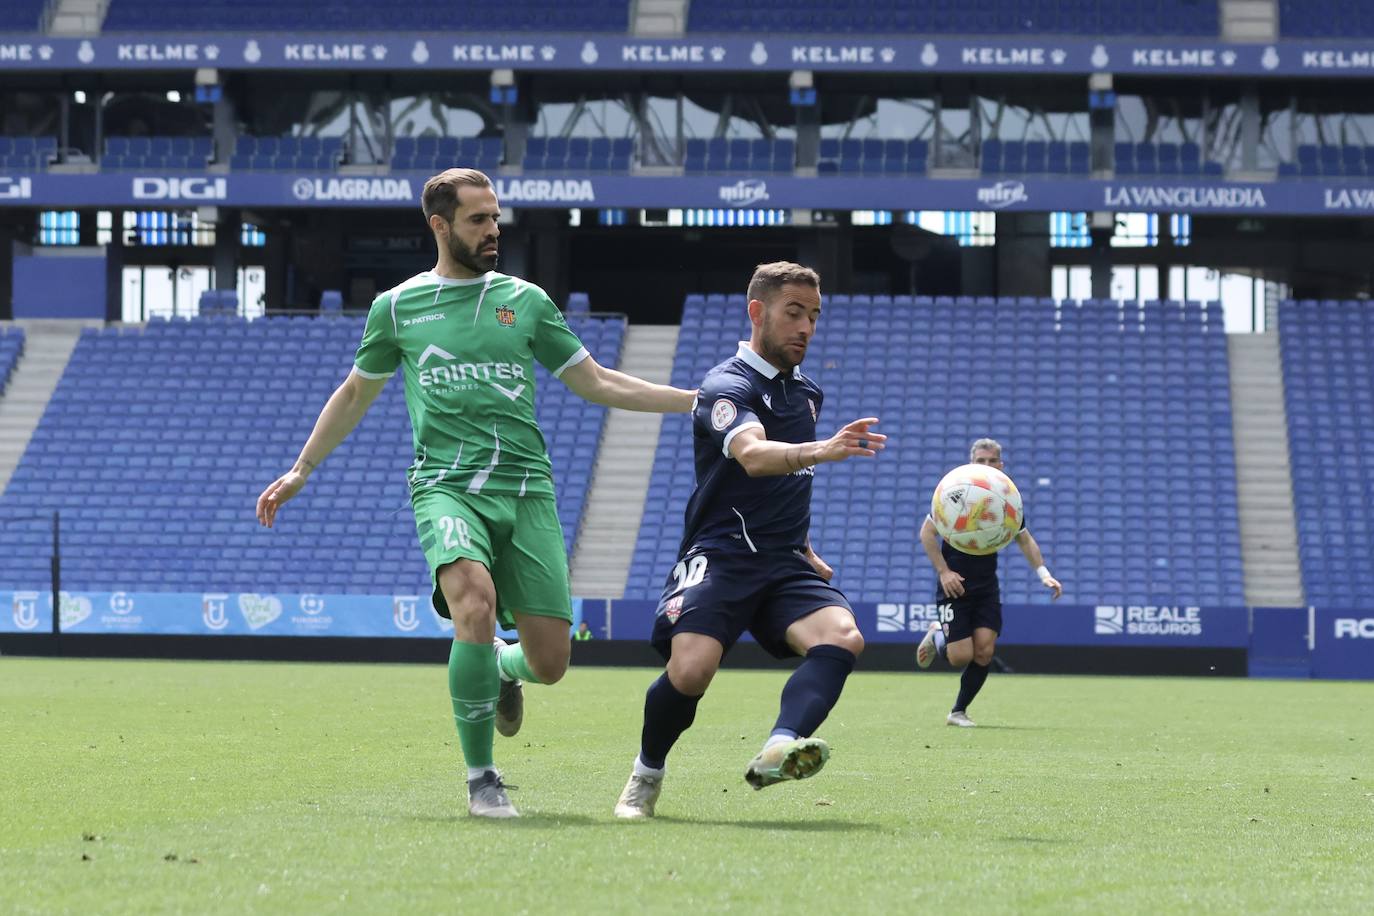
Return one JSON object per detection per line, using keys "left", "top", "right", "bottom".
{"left": 421, "top": 168, "right": 493, "bottom": 223}
{"left": 746, "top": 261, "right": 820, "bottom": 305}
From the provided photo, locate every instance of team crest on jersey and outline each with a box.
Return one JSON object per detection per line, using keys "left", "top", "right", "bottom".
{"left": 495, "top": 304, "right": 517, "bottom": 327}
{"left": 663, "top": 595, "right": 684, "bottom": 623}
{"left": 808, "top": 398, "right": 817, "bottom": 422}
{"left": 711, "top": 398, "right": 737, "bottom": 431}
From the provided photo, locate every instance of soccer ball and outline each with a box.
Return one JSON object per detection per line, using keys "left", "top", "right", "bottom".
{"left": 929, "top": 463, "right": 1023, "bottom": 556}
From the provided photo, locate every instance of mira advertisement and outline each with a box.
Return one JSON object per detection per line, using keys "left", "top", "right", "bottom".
{"left": 5, "top": 173, "right": 1374, "bottom": 216}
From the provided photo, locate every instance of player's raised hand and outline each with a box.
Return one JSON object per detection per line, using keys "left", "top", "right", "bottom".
{"left": 820, "top": 417, "right": 887, "bottom": 462}
{"left": 256, "top": 470, "right": 309, "bottom": 528}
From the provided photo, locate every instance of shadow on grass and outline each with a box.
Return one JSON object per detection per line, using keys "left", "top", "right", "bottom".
{"left": 958, "top": 725, "right": 1055, "bottom": 731}
{"left": 653, "top": 816, "right": 885, "bottom": 832}
{"left": 398, "top": 813, "right": 885, "bottom": 832}
{"left": 400, "top": 812, "right": 610, "bottom": 827}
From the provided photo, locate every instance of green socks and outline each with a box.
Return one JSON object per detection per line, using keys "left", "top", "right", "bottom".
{"left": 448, "top": 640, "right": 499, "bottom": 771}
{"left": 496, "top": 641, "right": 541, "bottom": 684}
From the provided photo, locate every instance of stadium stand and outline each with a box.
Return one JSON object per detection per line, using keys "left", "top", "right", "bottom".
{"left": 102, "top": 0, "right": 629, "bottom": 31}
{"left": 1279, "top": 144, "right": 1374, "bottom": 179}
{"left": 103, "top": 136, "right": 215, "bottom": 171}
{"left": 1279, "top": 0, "right": 1374, "bottom": 37}
{"left": 0, "top": 0, "right": 44, "bottom": 31}
{"left": 0, "top": 327, "right": 24, "bottom": 395}
{"left": 683, "top": 139, "right": 796, "bottom": 174}
{"left": 983, "top": 140, "right": 1090, "bottom": 176}
{"left": 392, "top": 136, "right": 503, "bottom": 173}
{"left": 816, "top": 139, "right": 928, "bottom": 176}
{"left": 0, "top": 137, "right": 59, "bottom": 171}
{"left": 687, "top": 0, "right": 1218, "bottom": 36}
{"left": 1278, "top": 300, "right": 1374, "bottom": 607}
{"left": 0, "top": 314, "right": 623, "bottom": 593}
{"left": 524, "top": 137, "right": 634, "bottom": 172}
{"left": 627, "top": 295, "right": 1244, "bottom": 607}
{"left": 228, "top": 136, "right": 346, "bottom": 172}
{"left": 1113, "top": 142, "right": 1224, "bottom": 177}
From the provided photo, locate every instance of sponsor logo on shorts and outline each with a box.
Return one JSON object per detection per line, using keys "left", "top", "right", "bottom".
{"left": 663, "top": 594, "right": 684, "bottom": 623}
{"left": 711, "top": 398, "right": 737, "bottom": 430}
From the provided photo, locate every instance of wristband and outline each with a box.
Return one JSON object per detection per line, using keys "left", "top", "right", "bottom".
{"left": 1036, "top": 565, "right": 1051, "bottom": 581}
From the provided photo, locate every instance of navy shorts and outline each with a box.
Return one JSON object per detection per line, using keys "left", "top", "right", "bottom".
{"left": 937, "top": 586, "right": 1003, "bottom": 644}
{"left": 651, "top": 549, "right": 853, "bottom": 660}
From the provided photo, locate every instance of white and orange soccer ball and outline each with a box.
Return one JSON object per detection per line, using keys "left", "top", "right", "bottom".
{"left": 929, "top": 463, "right": 1023, "bottom": 556}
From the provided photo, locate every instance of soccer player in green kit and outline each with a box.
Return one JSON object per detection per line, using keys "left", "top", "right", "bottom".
{"left": 256, "top": 168, "right": 695, "bottom": 818}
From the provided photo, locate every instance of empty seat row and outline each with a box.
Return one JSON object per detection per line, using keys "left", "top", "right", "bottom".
{"left": 983, "top": 140, "right": 1090, "bottom": 176}
{"left": 1114, "top": 141, "right": 1225, "bottom": 176}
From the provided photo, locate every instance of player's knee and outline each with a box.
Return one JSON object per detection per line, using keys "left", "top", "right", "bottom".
{"left": 973, "top": 645, "right": 996, "bottom": 666}
{"left": 830, "top": 624, "right": 864, "bottom": 657}
{"left": 946, "top": 643, "right": 973, "bottom": 667}
{"left": 525, "top": 643, "right": 570, "bottom": 684}
{"left": 443, "top": 586, "right": 496, "bottom": 633}
{"left": 666, "top": 658, "right": 716, "bottom": 696}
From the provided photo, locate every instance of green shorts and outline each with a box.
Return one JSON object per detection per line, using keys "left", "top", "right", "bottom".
{"left": 411, "top": 487, "right": 572, "bottom": 631}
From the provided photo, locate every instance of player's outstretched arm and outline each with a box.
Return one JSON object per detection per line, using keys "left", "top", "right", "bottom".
{"left": 1015, "top": 529, "right": 1062, "bottom": 599}
{"left": 730, "top": 417, "right": 886, "bottom": 478}
{"left": 920, "top": 516, "right": 965, "bottom": 598}
{"left": 255, "top": 370, "right": 388, "bottom": 528}
{"left": 559, "top": 355, "right": 694, "bottom": 413}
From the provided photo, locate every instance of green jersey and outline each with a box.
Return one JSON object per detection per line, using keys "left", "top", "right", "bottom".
{"left": 353, "top": 270, "right": 588, "bottom": 498}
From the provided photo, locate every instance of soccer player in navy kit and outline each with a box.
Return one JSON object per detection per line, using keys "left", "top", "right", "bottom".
{"left": 614, "top": 262, "right": 887, "bottom": 819}
{"left": 916, "top": 439, "right": 1062, "bottom": 726}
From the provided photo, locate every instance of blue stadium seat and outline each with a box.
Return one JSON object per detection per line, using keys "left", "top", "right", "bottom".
{"left": 104, "top": 0, "right": 628, "bottom": 31}
{"left": 626, "top": 294, "right": 1242, "bottom": 607}
{"left": 687, "top": 0, "right": 1217, "bottom": 35}
{"left": 1280, "top": 299, "right": 1374, "bottom": 604}
{"left": 0, "top": 314, "right": 626, "bottom": 594}
{"left": 1114, "top": 141, "right": 1135, "bottom": 175}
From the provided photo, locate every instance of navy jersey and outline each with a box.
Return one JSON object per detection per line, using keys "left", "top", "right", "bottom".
{"left": 935, "top": 512, "right": 1027, "bottom": 597}
{"left": 678, "top": 343, "right": 824, "bottom": 557}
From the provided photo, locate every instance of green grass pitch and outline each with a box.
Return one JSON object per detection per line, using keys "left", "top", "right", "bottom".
{"left": 3, "top": 657, "right": 1372, "bottom": 914}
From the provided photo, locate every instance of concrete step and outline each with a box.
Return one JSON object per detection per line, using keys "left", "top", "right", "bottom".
{"left": 568, "top": 324, "right": 680, "bottom": 598}
{"left": 1229, "top": 330, "right": 1305, "bottom": 604}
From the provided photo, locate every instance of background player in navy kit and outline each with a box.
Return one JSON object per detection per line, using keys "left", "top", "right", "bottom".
{"left": 916, "top": 439, "right": 1062, "bottom": 726}
{"left": 614, "top": 262, "right": 887, "bottom": 819}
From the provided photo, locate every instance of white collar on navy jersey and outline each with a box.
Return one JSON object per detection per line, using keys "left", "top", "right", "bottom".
{"left": 736, "top": 342, "right": 800, "bottom": 379}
